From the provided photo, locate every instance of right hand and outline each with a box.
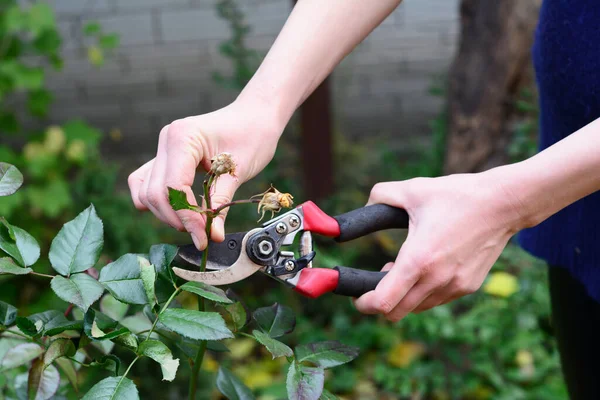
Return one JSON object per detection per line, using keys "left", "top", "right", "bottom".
{"left": 127, "top": 99, "right": 283, "bottom": 250}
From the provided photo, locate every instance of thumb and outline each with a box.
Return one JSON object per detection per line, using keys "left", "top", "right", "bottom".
{"left": 209, "top": 175, "right": 240, "bottom": 242}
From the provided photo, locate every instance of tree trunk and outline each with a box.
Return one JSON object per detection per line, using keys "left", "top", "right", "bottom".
{"left": 444, "top": 0, "right": 541, "bottom": 174}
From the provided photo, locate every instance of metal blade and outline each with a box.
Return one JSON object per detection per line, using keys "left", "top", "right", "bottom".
{"left": 172, "top": 229, "right": 263, "bottom": 285}
{"left": 174, "top": 232, "right": 247, "bottom": 270}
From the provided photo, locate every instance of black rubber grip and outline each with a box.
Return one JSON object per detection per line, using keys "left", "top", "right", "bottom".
{"left": 334, "top": 204, "right": 409, "bottom": 242}
{"left": 333, "top": 266, "right": 388, "bottom": 297}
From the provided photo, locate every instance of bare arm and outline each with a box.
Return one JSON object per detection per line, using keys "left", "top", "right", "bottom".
{"left": 238, "top": 0, "right": 404, "bottom": 131}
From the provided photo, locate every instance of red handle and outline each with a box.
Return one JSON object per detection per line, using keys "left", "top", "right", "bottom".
{"left": 300, "top": 201, "right": 340, "bottom": 238}
{"left": 293, "top": 268, "right": 339, "bottom": 298}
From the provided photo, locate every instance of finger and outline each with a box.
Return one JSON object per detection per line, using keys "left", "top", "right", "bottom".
{"left": 210, "top": 174, "right": 240, "bottom": 242}
{"left": 412, "top": 289, "right": 448, "bottom": 313}
{"left": 367, "top": 181, "right": 408, "bottom": 207}
{"left": 146, "top": 125, "right": 186, "bottom": 231}
{"left": 164, "top": 123, "right": 208, "bottom": 249}
{"left": 128, "top": 159, "right": 154, "bottom": 211}
{"left": 353, "top": 242, "right": 420, "bottom": 315}
{"left": 140, "top": 166, "right": 166, "bottom": 224}
{"left": 383, "top": 276, "right": 443, "bottom": 322}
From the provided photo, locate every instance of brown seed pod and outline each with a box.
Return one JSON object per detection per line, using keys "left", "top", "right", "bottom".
{"left": 210, "top": 152, "right": 237, "bottom": 177}
{"left": 252, "top": 185, "right": 294, "bottom": 222}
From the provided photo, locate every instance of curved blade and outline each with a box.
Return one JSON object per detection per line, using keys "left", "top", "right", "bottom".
{"left": 174, "top": 232, "right": 247, "bottom": 271}
{"left": 172, "top": 229, "right": 264, "bottom": 285}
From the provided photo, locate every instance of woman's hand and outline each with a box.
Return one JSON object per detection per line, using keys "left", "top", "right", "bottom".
{"left": 127, "top": 99, "right": 283, "bottom": 250}
{"left": 354, "top": 169, "right": 527, "bottom": 322}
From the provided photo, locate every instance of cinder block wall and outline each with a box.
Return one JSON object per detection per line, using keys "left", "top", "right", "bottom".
{"left": 44, "top": 0, "right": 459, "bottom": 168}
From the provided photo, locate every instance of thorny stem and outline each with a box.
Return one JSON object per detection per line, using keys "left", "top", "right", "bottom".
{"left": 189, "top": 173, "right": 215, "bottom": 400}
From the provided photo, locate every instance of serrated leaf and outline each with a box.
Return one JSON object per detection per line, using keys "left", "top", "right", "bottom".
{"left": 99, "top": 294, "right": 128, "bottom": 321}
{"left": 49, "top": 205, "right": 103, "bottom": 275}
{"left": 113, "top": 333, "right": 138, "bottom": 352}
{"left": 167, "top": 187, "right": 201, "bottom": 212}
{"left": 295, "top": 341, "right": 359, "bottom": 369}
{"left": 149, "top": 244, "right": 177, "bottom": 283}
{"left": 1, "top": 343, "right": 44, "bottom": 370}
{"left": 253, "top": 303, "right": 295, "bottom": 338}
{"left": 0, "top": 300, "right": 17, "bottom": 326}
{"left": 83, "top": 309, "right": 129, "bottom": 341}
{"left": 223, "top": 302, "right": 248, "bottom": 331}
{"left": 28, "top": 360, "right": 60, "bottom": 400}
{"left": 139, "top": 258, "right": 157, "bottom": 307}
{"left": 89, "top": 355, "right": 121, "bottom": 376}
{"left": 0, "top": 219, "right": 40, "bottom": 267}
{"left": 0, "top": 257, "right": 32, "bottom": 275}
{"left": 50, "top": 274, "right": 104, "bottom": 312}
{"left": 181, "top": 282, "right": 233, "bottom": 304}
{"left": 54, "top": 357, "right": 78, "bottom": 391}
{"left": 253, "top": 330, "right": 293, "bottom": 359}
{"left": 43, "top": 338, "right": 76, "bottom": 366}
{"left": 99, "top": 254, "right": 148, "bottom": 305}
{"left": 82, "top": 376, "right": 139, "bottom": 400}
{"left": 138, "top": 340, "right": 179, "bottom": 381}
{"left": 44, "top": 318, "right": 83, "bottom": 337}
{"left": 286, "top": 362, "right": 325, "bottom": 400}
{"left": 16, "top": 311, "right": 66, "bottom": 337}
{"left": 216, "top": 366, "right": 255, "bottom": 400}
{"left": 0, "top": 162, "right": 23, "bottom": 196}
{"left": 158, "top": 308, "right": 233, "bottom": 341}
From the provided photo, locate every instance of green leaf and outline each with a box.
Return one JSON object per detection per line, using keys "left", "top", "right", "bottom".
{"left": 1, "top": 343, "right": 44, "bottom": 370}
{"left": 99, "top": 254, "right": 148, "bottom": 305}
{"left": 16, "top": 310, "right": 68, "bottom": 337}
{"left": 83, "top": 22, "right": 101, "bottom": 36}
{"left": 0, "top": 300, "right": 17, "bottom": 326}
{"left": 0, "top": 162, "right": 23, "bottom": 196}
{"left": 43, "top": 338, "right": 76, "bottom": 366}
{"left": 319, "top": 389, "right": 339, "bottom": 400}
{"left": 82, "top": 376, "right": 139, "bottom": 400}
{"left": 44, "top": 318, "right": 83, "bottom": 337}
{"left": 253, "top": 303, "right": 295, "bottom": 338}
{"left": 83, "top": 309, "right": 129, "bottom": 341}
{"left": 50, "top": 274, "right": 104, "bottom": 312}
{"left": 27, "top": 89, "right": 53, "bottom": 117}
{"left": 167, "top": 187, "right": 200, "bottom": 212}
{"left": 286, "top": 361, "right": 325, "bottom": 400}
{"left": 49, "top": 205, "right": 104, "bottom": 275}
{"left": 224, "top": 302, "right": 248, "bottom": 331}
{"left": 158, "top": 308, "right": 233, "bottom": 341}
{"left": 28, "top": 360, "right": 60, "bottom": 400}
{"left": 181, "top": 282, "right": 233, "bottom": 304}
{"left": 216, "top": 366, "right": 255, "bottom": 400}
{"left": 113, "top": 333, "right": 138, "bottom": 352}
{"left": 62, "top": 119, "right": 102, "bottom": 147}
{"left": 99, "top": 294, "right": 129, "bottom": 321}
{"left": 0, "top": 257, "right": 31, "bottom": 275}
{"left": 149, "top": 243, "right": 177, "bottom": 283}
{"left": 253, "top": 330, "right": 293, "bottom": 359}
{"left": 139, "top": 258, "right": 157, "bottom": 307}
{"left": 55, "top": 357, "right": 78, "bottom": 391}
{"left": 0, "top": 219, "right": 40, "bottom": 267}
{"left": 138, "top": 340, "right": 179, "bottom": 382}
{"left": 99, "top": 33, "right": 120, "bottom": 49}
{"left": 28, "top": 3, "right": 56, "bottom": 37}
{"left": 89, "top": 355, "right": 121, "bottom": 376}
{"left": 295, "top": 341, "right": 359, "bottom": 369}
{"left": 120, "top": 312, "right": 152, "bottom": 335}
{"left": 207, "top": 341, "right": 230, "bottom": 353}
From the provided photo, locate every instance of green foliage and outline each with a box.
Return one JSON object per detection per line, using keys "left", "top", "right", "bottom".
{"left": 253, "top": 330, "right": 294, "bottom": 359}
{"left": 253, "top": 303, "right": 296, "bottom": 338}
{"left": 287, "top": 361, "right": 325, "bottom": 400}
{"left": 0, "top": 162, "right": 23, "bottom": 196}
{"left": 181, "top": 281, "right": 234, "bottom": 304}
{"left": 216, "top": 366, "right": 256, "bottom": 400}
{"left": 158, "top": 308, "right": 234, "bottom": 341}
{"left": 82, "top": 376, "right": 139, "bottom": 400}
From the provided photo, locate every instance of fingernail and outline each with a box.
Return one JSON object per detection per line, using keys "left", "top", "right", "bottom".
{"left": 213, "top": 219, "right": 225, "bottom": 240}
{"left": 191, "top": 233, "right": 202, "bottom": 250}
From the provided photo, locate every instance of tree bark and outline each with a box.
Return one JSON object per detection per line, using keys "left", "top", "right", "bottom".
{"left": 444, "top": 0, "right": 542, "bottom": 174}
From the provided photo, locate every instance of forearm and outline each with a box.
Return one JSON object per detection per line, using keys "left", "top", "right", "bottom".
{"left": 496, "top": 117, "right": 600, "bottom": 230}
{"left": 237, "top": 0, "right": 402, "bottom": 132}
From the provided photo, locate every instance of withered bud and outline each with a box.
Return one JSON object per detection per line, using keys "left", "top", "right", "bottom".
{"left": 252, "top": 185, "right": 294, "bottom": 222}
{"left": 210, "top": 152, "right": 237, "bottom": 177}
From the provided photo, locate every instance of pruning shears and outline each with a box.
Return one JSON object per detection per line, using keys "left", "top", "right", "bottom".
{"left": 172, "top": 201, "right": 409, "bottom": 298}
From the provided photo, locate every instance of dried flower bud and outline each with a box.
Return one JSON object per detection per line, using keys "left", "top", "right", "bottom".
{"left": 252, "top": 185, "right": 294, "bottom": 222}
{"left": 210, "top": 152, "right": 236, "bottom": 177}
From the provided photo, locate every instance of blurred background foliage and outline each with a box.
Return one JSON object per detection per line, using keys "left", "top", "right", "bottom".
{"left": 0, "top": 0, "right": 565, "bottom": 399}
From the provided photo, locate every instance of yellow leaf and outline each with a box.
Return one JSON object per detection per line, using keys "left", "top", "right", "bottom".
{"left": 202, "top": 353, "right": 218, "bottom": 373}
{"left": 227, "top": 337, "right": 256, "bottom": 360}
{"left": 483, "top": 272, "right": 519, "bottom": 298}
{"left": 65, "top": 140, "right": 86, "bottom": 163}
{"left": 243, "top": 370, "right": 273, "bottom": 389}
{"left": 44, "top": 126, "right": 66, "bottom": 154}
{"left": 87, "top": 46, "right": 104, "bottom": 66}
{"left": 386, "top": 341, "right": 425, "bottom": 368}
{"left": 515, "top": 349, "right": 533, "bottom": 367}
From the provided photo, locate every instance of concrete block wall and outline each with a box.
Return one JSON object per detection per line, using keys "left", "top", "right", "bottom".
{"left": 41, "top": 0, "right": 459, "bottom": 168}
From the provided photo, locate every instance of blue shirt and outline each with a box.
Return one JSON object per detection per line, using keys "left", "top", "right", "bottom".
{"left": 518, "top": 0, "right": 600, "bottom": 302}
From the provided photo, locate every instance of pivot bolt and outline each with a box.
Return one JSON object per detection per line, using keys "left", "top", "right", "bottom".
{"left": 275, "top": 222, "right": 287, "bottom": 234}
{"left": 258, "top": 240, "right": 273, "bottom": 256}
{"left": 289, "top": 215, "right": 300, "bottom": 228}
{"left": 284, "top": 260, "right": 295, "bottom": 271}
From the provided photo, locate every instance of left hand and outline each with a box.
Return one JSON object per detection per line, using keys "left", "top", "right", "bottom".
{"left": 353, "top": 170, "right": 525, "bottom": 322}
